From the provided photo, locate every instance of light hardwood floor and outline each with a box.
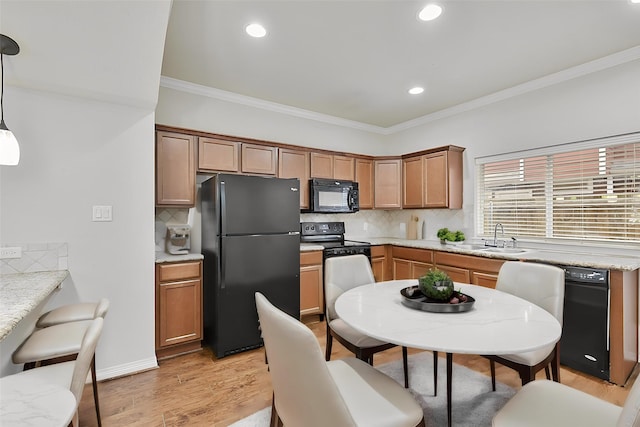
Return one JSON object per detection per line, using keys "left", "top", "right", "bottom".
{"left": 78, "top": 315, "right": 636, "bottom": 426}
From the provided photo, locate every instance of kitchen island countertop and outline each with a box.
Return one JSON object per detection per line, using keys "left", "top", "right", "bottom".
{"left": 0, "top": 270, "right": 69, "bottom": 341}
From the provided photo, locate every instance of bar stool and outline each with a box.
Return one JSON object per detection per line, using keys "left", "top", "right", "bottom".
{"left": 36, "top": 298, "right": 109, "bottom": 328}
{"left": 12, "top": 299, "right": 109, "bottom": 427}
{"left": 3, "top": 318, "right": 104, "bottom": 427}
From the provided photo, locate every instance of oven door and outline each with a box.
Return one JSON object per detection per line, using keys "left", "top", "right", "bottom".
{"left": 308, "top": 179, "right": 359, "bottom": 213}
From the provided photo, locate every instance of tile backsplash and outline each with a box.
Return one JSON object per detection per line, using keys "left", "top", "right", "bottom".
{"left": 0, "top": 243, "right": 68, "bottom": 274}
{"left": 156, "top": 206, "right": 469, "bottom": 254}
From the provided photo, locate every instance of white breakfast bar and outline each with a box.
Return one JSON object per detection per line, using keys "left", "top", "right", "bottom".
{"left": 335, "top": 279, "right": 562, "bottom": 427}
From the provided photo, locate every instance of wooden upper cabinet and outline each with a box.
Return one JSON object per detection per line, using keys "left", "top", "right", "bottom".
{"left": 355, "top": 158, "right": 374, "bottom": 209}
{"left": 333, "top": 155, "right": 355, "bottom": 181}
{"left": 310, "top": 152, "right": 355, "bottom": 181}
{"left": 241, "top": 143, "right": 277, "bottom": 175}
{"left": 403, "top": 156, "right": 424, "bottom": 208}
{"left": 310, "top": 152, "right": 333, "bottom": 178}
{"left": 198, "top": 137, "right": 239, "bottom": 172}
{"left": 278, "top": 148, "right": 310, "bottom": 209}
{"left": 401, "top": 146, "right": 464, "bottom": 209}
{"left": 156, "top": 131, "right": 196, "bottom": 207}
{"left": 374, "top": 159, "right": 402, "bottom": 209}
{"left": 425, "top": 149, "right": 463, "bottom": 208}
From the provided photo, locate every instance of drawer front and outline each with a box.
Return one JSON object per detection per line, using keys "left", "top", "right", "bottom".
{"left": 371, "top": 245, "right": 386, "bottom": 258}
{"left": 300, "top": 251, "right": 323, "bottom": 266}
{"left": 392, "top": 246, "right": 433, "bottom": 263}
{"left": 157, "top": 261, "right": 201, "bottom": 282}
{"left": 434, "top": 251, "right": 504, "bottom": 273}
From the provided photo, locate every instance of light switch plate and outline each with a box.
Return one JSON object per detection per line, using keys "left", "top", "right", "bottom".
{"left": 92, "top": 205, "right": 113, "bottom": 222}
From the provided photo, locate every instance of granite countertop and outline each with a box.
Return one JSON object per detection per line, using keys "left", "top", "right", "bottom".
{"left": 300, "top": 243, "right": 325, "bottom": 252}
{"left": 360, "top": 238, "right": 640, "bottom": 271}
{"left": 155, "top": 242, "right": 640, "bottom": 271}
{"left": 0, "top": 270, "right": 69, "bottom": 341}
{"left": 155, "top": 251, "right": 204, "bottom": 264}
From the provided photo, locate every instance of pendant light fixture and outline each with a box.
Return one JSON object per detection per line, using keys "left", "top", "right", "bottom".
{"left": 0, "top": 34, "right": 20, "bottom": 166}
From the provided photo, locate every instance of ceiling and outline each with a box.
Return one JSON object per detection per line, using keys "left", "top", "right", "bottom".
{"left": 161, "top": 0, "right": 640, "bottom": 130}
{"left": 1, "top": 1, "right": 639, "bottom": 133}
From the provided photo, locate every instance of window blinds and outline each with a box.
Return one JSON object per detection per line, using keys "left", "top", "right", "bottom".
{"left": 476, "top": 134, "right": 639, "bottom": 243}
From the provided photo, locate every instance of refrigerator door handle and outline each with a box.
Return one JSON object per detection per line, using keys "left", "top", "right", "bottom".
{"left": 220, "top": 249, "right": 226, "bottom": 289}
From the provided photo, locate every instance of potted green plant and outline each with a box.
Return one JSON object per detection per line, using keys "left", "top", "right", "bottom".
{"left": 437, "top": 228, "right": 465, "bottom": 244}
{"left": 418, "top": 268, "right": 454, "bottom": 301}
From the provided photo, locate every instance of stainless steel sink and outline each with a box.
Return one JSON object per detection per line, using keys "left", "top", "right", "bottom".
{"left": 455, "top": 244, "right": 488, "bottom": 250}
{"left": 481, "top": 247, "right": 530, "bottom": 254}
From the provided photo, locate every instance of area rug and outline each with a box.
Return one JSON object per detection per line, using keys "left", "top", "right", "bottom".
{"left": 229, "top": 351, "right": 515, "bottom": 426}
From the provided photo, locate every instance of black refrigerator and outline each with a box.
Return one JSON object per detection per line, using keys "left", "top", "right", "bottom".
{"left": 201, "top": 174, "right": 300, "bottom": 358}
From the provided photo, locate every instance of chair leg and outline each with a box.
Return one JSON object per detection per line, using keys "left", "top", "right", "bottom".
{"left": 550, "top": 345, "right": 561, "bottom": 383}
{"left": 91, "top": 356, "right": 102, "bottom": 427}
{"left": 402, "top": 346, "right": 409, "bottom": 388}
{"left": 369, "top": 354, "right": 374, "bottom": 366}
{"left": 519, "top": 366, "right": 536, "bottom": 386}
{"left": 325, "top": 330, "right": 333, "bottom": 361}
{"left": 545, "top": 365, "right": 551, "bottom": 380}
{"left": 270, "top": 393, "right": 282, "bottom": 427}
{"left": 433, "top": 351, "right": 438, "bottom": 396}
{"left": 490, "top": 359, "right": 496, "bottom": 391}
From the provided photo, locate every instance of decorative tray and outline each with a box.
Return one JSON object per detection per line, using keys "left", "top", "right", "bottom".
{"left": 400, "top": 286, "right": 475, "bottom": 313}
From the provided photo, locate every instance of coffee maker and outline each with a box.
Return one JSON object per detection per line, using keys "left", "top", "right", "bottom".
{"left": 166, "top": 225, "right": 191, "bottom": 255}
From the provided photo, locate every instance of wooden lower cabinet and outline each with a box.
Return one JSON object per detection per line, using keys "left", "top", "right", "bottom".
{"left": 471, "top": 271, "right": 500, "bottom": 288}
{"left": 300, "top": 251, "right": 324, "bottom": 317}
{"left": 392, "top": 246, "right": 433, "bottom": 280}
{"left": 434, "top": 251, "right": 504, "bottom": 288}
{"left": 156, "top": 260, "right": 203, "bottom": 359}
{"left": 437, "top": 264, "right": 470, "bottom": 283}
{"left": 371, "top": 245, "right": 389, "bottom": 282}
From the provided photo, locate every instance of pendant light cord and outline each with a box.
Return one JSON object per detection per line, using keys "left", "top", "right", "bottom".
{"left": 1, "top": 52, "right": 4, "bottom": 123}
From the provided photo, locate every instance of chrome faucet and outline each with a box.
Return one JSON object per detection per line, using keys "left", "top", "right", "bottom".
{"left": 493, "top": 223, "right": 504, "bottom": 247}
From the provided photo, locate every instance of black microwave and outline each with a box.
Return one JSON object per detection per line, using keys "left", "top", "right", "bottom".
{"left": 306, "top": 178, "right": 359, "bottom": 213}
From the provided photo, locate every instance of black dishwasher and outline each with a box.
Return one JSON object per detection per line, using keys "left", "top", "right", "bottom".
{"left": 559, "top": 266, "right": 610, "bottom": 380}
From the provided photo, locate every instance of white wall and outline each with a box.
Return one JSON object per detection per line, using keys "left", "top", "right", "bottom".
{"left": 156, "top": 86, "right": 390, "bottom": 156}
{"left": 392, "top": 59, "right": 640, "bottom": 224}
{"left": 0, "top": 87, "right": 157, "bottom": 378}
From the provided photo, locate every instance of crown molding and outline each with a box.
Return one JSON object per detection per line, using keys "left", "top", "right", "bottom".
{"left": 161, "top": 45, "right": 640, "bottom": 136}
{"left": 388, "top": 45, "right": 640, "bottom": 134}
{"left": 159, "top": 76, "right": 388, "bottom": 134}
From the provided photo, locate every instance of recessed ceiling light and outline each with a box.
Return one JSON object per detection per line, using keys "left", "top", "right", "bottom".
{"left": 245, "top": 23, "right": 267, "bottom": 38}
{"left": 409, "top": 87, "right": 424, "bottom": 95}
{"left": 630, "top": 0, "right": 640, "bottom": 4}
{"left": 418, "top": 4, "right": 443, "bottom": 21}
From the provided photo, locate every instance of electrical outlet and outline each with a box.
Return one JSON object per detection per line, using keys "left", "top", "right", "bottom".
{"left": 0, "top": 247, "right": 22, "bottom": 259}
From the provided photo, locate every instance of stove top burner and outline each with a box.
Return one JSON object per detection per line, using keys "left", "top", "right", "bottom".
{"left": 300, "top": 221, "right": 371, "bottom": 260}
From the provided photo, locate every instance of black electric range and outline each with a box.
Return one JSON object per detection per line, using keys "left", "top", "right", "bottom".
{"left": 300, "top": 221, "right": 371, "bottom": 260}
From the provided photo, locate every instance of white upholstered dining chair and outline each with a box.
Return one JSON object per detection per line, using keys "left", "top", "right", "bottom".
{"left": 484, "top": 261, "right": 565, "bottom": 388}
{"left": 12, "top": 298, "right": 109, "bottom": 426}
{"left": 255, "top": 292, "right": 426, "bottom": 427}
{"left": 493, "top": 377, "right": 640, "bottom": 427}
{"left": 5, "top": 318, "right": 104, "bottom": 427}
{"left": 324, "top": 254, "right": 413, "bottom": 388}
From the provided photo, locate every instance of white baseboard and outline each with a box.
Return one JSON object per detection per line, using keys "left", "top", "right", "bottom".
{"left": 96, "top": 356, "right": 158, "bottom": 381}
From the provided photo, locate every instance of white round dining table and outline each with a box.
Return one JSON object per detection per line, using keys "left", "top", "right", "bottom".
{"left": 0, "top": 374, "right": 76, "bottom": 427}
{"left": 335, "top": 279, "right": 562, "bottom": 427}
